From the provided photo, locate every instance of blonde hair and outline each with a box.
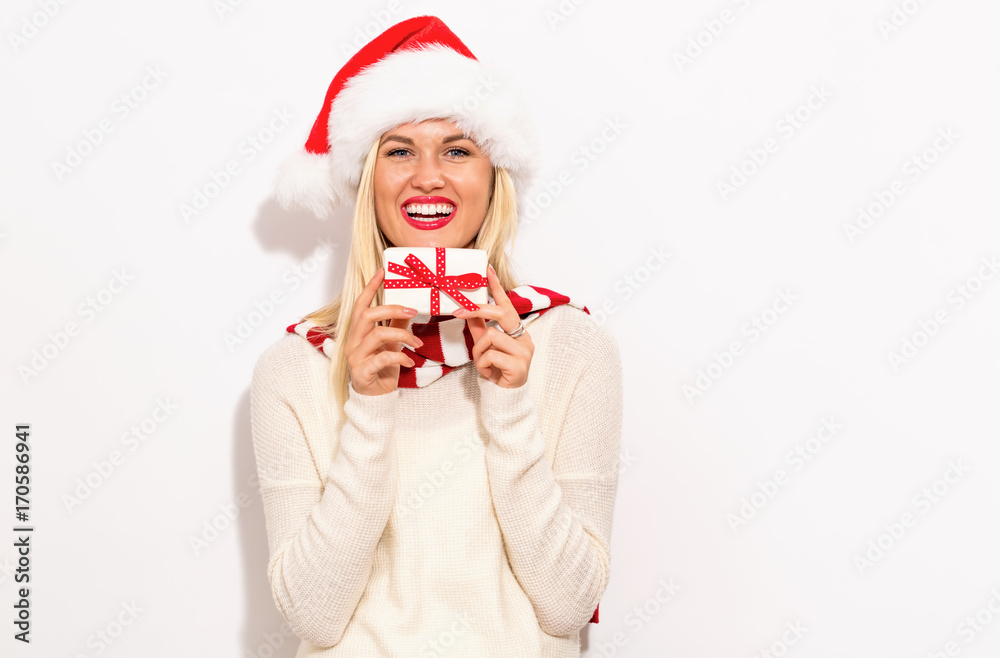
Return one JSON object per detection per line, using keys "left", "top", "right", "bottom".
{"left": 300, "top": 136, "right": 524, "bottom": 416}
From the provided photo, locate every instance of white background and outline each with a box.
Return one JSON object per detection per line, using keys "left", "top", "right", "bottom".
{"left": 2, "top": 0, "right": 1000, "bottom": 656}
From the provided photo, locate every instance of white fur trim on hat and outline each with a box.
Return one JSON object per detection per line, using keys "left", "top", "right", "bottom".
{"left": 273, "top": 43, "right": 541, "bottom": 220}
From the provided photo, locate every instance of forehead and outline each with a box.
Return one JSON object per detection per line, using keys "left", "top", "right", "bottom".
{"left": 380, "top": 118, "right": 477, "bottom": 143}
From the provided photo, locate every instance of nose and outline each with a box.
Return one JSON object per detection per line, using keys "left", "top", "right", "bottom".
{"left": 411, "top": 154, "right": 445, "bottom": 192}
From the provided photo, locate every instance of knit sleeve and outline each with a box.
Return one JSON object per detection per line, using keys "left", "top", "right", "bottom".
{"left": 478, "top": 313, "right": 623, "bottom": 637}
{"left": 250, "top": 342, "right": 400, "bottom": 648}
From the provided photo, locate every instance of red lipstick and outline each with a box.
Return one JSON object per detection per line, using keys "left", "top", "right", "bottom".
{"left": 401, "top": 196, "right": 456, "bottom": 231}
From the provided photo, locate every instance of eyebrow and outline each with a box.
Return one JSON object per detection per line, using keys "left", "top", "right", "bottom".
{"left": 381, "top": 133, "right": 473, "bottom": 146}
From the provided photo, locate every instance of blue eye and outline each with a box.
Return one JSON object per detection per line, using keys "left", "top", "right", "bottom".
{"left": 384, "top": 147, "right": 470, "bottom": 158}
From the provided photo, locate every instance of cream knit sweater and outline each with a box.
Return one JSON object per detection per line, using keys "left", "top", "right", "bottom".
{"left": 249, "top": 303, "right": 623, "bottom": 657}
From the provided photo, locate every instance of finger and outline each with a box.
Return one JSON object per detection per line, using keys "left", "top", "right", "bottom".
{"left": 472, "top": 344, "right": 497, "bottom": 380}
{"left": 387, "top": 314, "right": 413, "bottom": 334}
{"left": 453, "top": 265, "right": 505, "bottom": 316}
{"left": 465, "top": 315, "right": 488, "bottom": 343}
{"left": 454, "top": 304, "right": 506, "bottom": 325}
{"left": 478, "top": 349, "right": 518, "bottom": 383}
{"left": 363, "top": 350, "right": 414, "bottom": 378}
{"left": 353, "top": 304, "right": 418, "bottom": 345}
{"left": 360, "top": 325, "right": 422, "bottom": 355}
{"left": 486, "top": 264, "right": 515, "bottom": 312}
{"left": 352, "top": 267, "right": 385, "bottom": 327}
{"left": 471, "top": 326, "right": 500, "bottom": 364}
{"left": 384, "top": 315, "right": 415, "bottom": 354}
{"left": 472, "top": 325, "right": 527, "bottom": 363}
{"left": 459, "top": 268, "right": 523, "bottom": 332}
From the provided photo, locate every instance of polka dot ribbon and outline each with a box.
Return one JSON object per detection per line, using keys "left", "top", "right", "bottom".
{"left": 383, "top": 247, "right": 487, "bottom": 315}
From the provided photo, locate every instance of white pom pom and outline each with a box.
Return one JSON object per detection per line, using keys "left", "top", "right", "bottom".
{"left": 270, "top": 150, "right": 340, "bottom": 219}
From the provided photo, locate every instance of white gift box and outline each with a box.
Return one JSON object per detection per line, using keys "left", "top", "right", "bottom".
{"left": 382, "top": 247, "right": 488, "bottom": 316}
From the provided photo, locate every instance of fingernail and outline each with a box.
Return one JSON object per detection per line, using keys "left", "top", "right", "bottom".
{"left": 404, "top": 307, "right": 417, "bottom": 314}
{"left": 488, "top": 264, "right": 495, "bottom": 273}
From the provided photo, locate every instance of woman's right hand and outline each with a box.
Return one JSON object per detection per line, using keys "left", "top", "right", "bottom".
{"left": 345, "top": 267, "right": 423, "bottom": 396}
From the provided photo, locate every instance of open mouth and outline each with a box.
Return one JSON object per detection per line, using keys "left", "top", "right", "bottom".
{"left": 404, "top": 203, "right": 455, "bottom": 221}
{"left": 401, "top": 201, "right": 456, "bottom": 230}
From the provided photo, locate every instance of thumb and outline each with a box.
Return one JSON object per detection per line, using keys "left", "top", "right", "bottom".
{"left": 465, "top": 316, "right": 487, "bottom": 342}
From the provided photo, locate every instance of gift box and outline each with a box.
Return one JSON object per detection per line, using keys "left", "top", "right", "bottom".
{"left": 382, "top": 247, "right": 489, "bottom": 316}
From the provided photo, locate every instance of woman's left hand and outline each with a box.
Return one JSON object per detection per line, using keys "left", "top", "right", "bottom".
{"left": 454, "top": 264, "right": 534, "bottom": 388}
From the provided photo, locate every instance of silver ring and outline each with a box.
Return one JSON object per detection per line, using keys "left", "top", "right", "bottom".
{"left": 503, "top": 321, "right": 526, "bottom": 338}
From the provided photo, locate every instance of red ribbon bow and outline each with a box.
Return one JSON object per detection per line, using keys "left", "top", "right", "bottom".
{"left": 384, "top": 247, "right": 488, "bottom": 315}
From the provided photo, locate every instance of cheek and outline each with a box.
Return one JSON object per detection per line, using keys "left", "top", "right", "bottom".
{"left": 375, "top": 169, "right": 409, "bottom": 203}
{"left": 457, "top": 172, "right": 493, "bottom": 208}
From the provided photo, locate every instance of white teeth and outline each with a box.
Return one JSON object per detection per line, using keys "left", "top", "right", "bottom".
{"left": 406, "top": 203, "right": 455, "bottom": 216}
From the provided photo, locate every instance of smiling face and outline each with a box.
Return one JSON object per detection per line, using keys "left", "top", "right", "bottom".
{"left": 373, "top": 119, "right": 494, "bottom": 250}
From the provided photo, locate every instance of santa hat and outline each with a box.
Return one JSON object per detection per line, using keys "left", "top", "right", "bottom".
{"left": 271, "top": 15, "right": 541, "bottom": 220}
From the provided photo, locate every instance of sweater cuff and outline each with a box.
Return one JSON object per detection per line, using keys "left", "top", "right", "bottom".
{"left": 343, "top": 380, "right": 400, "bottom": 440}
{"left": 478, "top": 378, "right": 537, "bottom": 451}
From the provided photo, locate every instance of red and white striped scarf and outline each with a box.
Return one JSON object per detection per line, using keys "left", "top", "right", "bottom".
{"left": 286, "top": 284, "right": 590, "bottom": 388}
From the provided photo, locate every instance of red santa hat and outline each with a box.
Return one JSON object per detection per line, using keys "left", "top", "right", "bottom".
{"left": 271, "top": 15, "right": 541, "bottom": 220}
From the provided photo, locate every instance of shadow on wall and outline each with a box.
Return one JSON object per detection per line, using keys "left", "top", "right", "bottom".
{"left": 233, "top": 387, "right": 300, "bottom": 656}
{"left": 251, "top": 195, "right": 357, "bottom": 306}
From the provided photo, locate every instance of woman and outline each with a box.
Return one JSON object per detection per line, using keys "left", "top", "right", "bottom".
{"left": 250, "top": 15, "right": 623, "bottom": 657}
